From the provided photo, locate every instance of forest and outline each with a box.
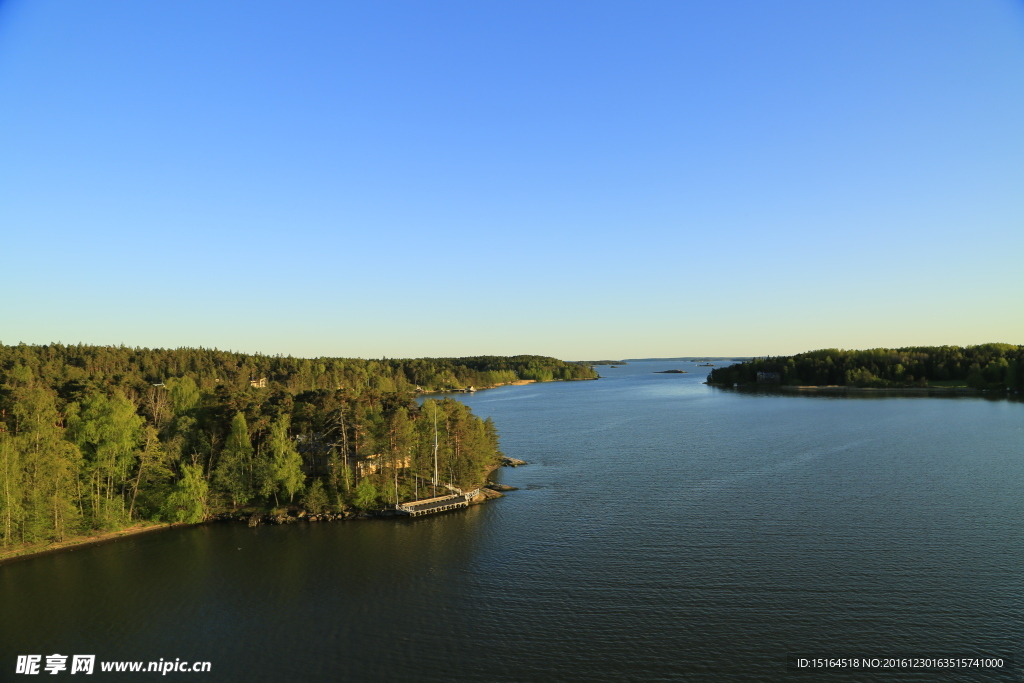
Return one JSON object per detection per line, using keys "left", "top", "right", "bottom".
{"left": 707, "top": 344, "right": 1024, "bottom": 390}
{"left": 0, "top": 344, "right": 597, "bottom": 550}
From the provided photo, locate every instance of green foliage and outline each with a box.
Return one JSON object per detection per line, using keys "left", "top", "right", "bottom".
{"left": 66, "top": 390, "right": 144, "bottom": 530}
{"left": 0, "top": 432, "right": 24, "bottom": 547}
{"left": 162, "top": 464, "right": 209, "bottom": 523}
{"left": 483, "top": 417, "right": 503, "bottom": 459}
{"left": 5, "top": 388, "right": 82, "bottom": 543}
{"left": 0, "top": 343, "right": 512, "bottom": 547}
{"left": 708, "top": 344, "right": 1024, "bottom": 390}
{"left": 166, "top": 376, "right": 200, "bottom": 416}
{"left": 302, "top": 478, "right": 329, "bottom": 514}
{"left": 262, "top": 415, "right": 305, "bottom": 504}
{"left": 214, "top": 412, "right": 254, "bottom": 506}
{"left": 409, "top": 399, "right": 501, "bottom": 494}
{"left": 353, "top": 477, "right": 379, "bottom": 510}
{"left": 0, "top": 343, "right": 595, "bottom": 398}
{"left": 129, "top": 427, "right": 176, "bottom": 520}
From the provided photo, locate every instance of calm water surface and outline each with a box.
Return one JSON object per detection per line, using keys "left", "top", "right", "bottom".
{"left": 2, "top": 361, "right": 1022, "bottom": 681}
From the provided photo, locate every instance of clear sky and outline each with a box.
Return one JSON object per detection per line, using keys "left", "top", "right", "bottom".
{"left": 1, "top": 1, "right": 1022, "bottom": 360}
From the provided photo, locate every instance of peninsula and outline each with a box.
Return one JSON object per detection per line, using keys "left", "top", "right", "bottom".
{"left": 0, "top": 344, "right": 597, "bottom": 562}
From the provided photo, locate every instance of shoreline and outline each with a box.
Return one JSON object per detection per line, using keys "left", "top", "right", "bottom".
{"left": 418, "top": 379, "right": 535, "bottom": 395}
{"left": 2, "top": 379, "right": 540, "bottom": 566}
{"left": 418, "top": 376, "right": 598, "bottom": 395}
{"left": 711, "top": 384, "right": 1017, "bottom": 397}
{"left": 0, "top": 522, "right": 180, "bottom": 567}
{"left": 0, "top": 462, "right": 519, "bottom": 566}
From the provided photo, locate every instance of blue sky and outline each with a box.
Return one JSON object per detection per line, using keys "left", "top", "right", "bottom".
{"left": 1, "top": 0, "right": 1022, "bottom": 359}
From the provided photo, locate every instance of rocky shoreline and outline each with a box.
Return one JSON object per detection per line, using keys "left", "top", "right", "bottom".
{"left": 0, "top": 457, "right": 528, "bottom": 563}
{"left": 216, "top": 478, "right": 521, "bottom": 526}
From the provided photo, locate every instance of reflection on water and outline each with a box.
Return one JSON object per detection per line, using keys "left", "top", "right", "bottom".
{"left": 2, "top": 361, "right": 1022, "bottom": 681}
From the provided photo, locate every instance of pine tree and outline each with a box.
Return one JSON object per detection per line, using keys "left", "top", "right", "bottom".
{"left": 302, "top": 478, "right": 328, "bottom": 514}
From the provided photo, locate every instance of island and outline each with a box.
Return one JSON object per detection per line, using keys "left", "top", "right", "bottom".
{"left": 655, "top": 369, "right": 689, "bottom": 374}
{"left": 706, "top": 343, "right": 1023, "bottom": 391}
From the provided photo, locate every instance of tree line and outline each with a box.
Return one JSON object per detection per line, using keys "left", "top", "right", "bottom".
{"left": 0, "top": 343, "right": 591, "bottom": 550}
{"left": 707, "top": 344, "right": 1024, "bottom": 390}
{"left": 0, "top": 343, "right": 596, "bottom": 398}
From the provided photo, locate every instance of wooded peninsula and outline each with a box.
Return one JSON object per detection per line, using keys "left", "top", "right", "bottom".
{"left": 0, "top": 343, "right": 598, "bottom": 557}
{"left": 707, "top": 344, "right": 1024, "bottom": 391}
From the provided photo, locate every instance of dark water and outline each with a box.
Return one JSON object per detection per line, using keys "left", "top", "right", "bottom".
{"left": 2, "top": 361, "right": 1022, "bottom": 681}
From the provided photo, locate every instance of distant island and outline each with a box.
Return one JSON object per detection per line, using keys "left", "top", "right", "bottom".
{"left": 574, "top": 360, "right": 627, "bottom": 366}
{"left": 655, "top": 369, "right": 688, "bottom": 374}
{"left": 624, "top": 357, "right": 752, "bottom": 362}
{"left": 0, "top": 344, "right": 597, "bottom": 562}
{"left": 707, "top": 344, "right": 1023, "bottom": 391}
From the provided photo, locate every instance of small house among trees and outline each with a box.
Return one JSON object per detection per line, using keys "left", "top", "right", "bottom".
{"left": 249, "top": 377, "right": 268, "bottom": 388}
{"left": 356, "top": 453, "right": 411, "bottom": 477}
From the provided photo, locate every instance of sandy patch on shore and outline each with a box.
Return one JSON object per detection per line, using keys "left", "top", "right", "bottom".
{"left": 0, "top": 522, "right": 175, "bottom": 565}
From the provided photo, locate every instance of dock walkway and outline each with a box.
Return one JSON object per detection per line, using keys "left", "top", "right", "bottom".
{"left": 397, "top": 488, "right": 481, "bottom": 517}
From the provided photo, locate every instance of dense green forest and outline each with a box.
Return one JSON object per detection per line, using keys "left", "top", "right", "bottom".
{"left": 0, "top": 344, "right": 595, "bottom": 550}
{"left": 707, "top": 344, "right": 1024, "bottom": 390}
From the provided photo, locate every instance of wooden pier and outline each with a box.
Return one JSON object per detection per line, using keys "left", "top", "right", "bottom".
{"left": 396, "top": 488, "right": 481, "bottom": 517}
